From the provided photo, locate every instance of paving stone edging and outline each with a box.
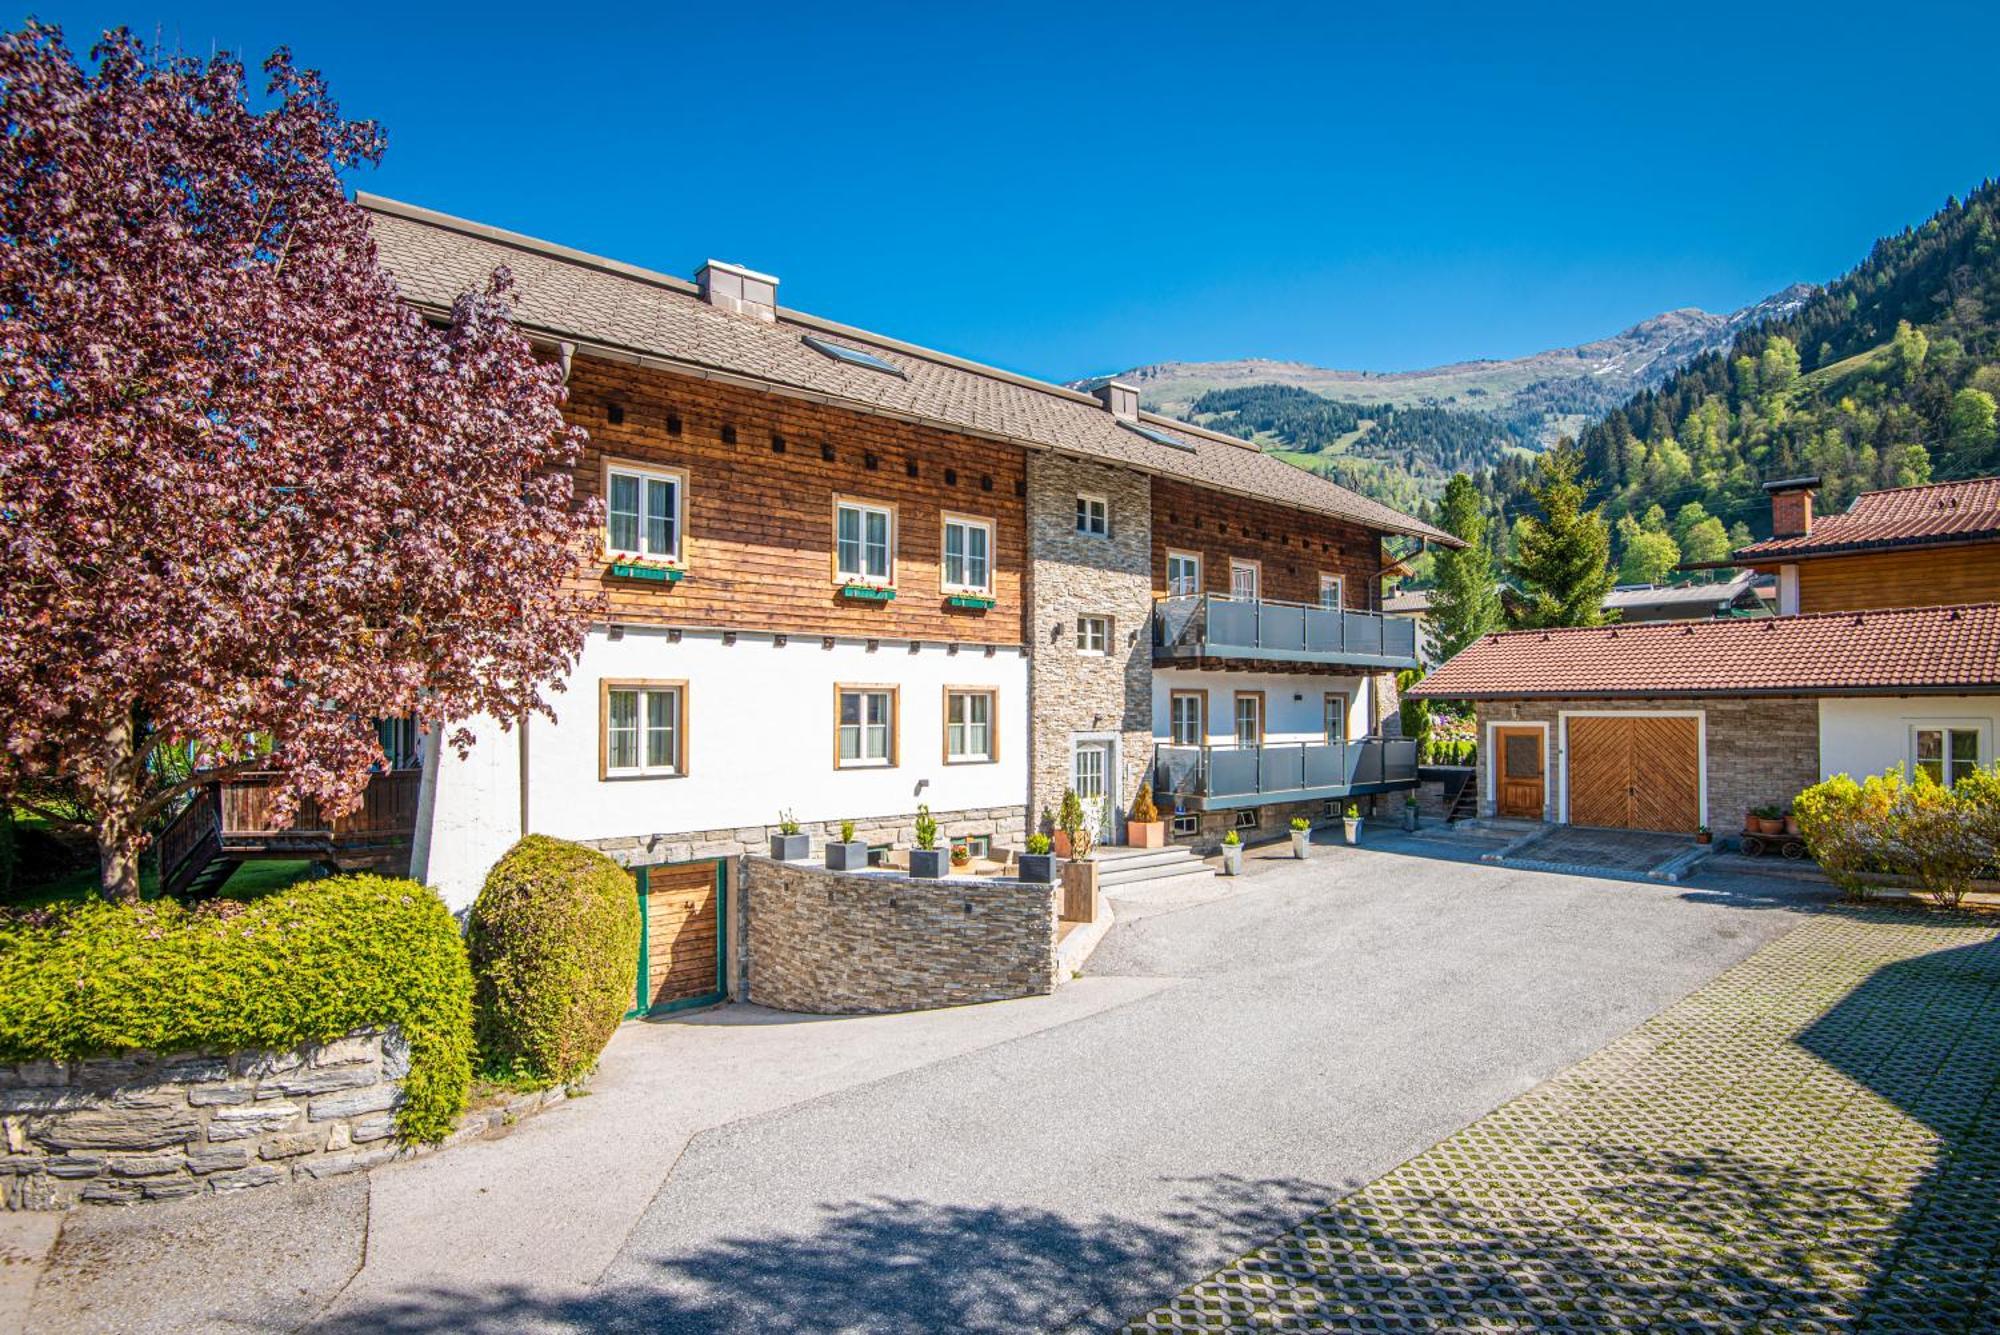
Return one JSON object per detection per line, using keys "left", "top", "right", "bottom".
{"left": 1, "top": 1029, "right": 574, "bottom": 1210}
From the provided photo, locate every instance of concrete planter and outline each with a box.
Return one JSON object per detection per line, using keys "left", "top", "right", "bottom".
{"left": 825, "top": 841, "right": 870, "bottom": 871}
{"left": 1403, "top": 805, "right": 1419, "bottom": 832}
{"left": 908, "top": 848, "right": 946, "bottom": 879}
{"left": 1220, "top": 844, "right": 1243, "bottom": 876}
{"left": 1129, "top": 820, "right": 1166, "bottom": 849}
{"left": 1290, "top": 829, "right": 1309, "bottom": 859}
{"left": 1017, "top": 853, "right": 1056, "bottom": 884}
{"left": 769, "top": 833, "right": 811, "bottom": 862}
{"left": 1342, "top": 818, "right": 1362, "bottom": 846}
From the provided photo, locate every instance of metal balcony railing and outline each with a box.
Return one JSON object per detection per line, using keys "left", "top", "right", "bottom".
{"left": 1151, "top": 738, "right": 1420, "bottom": 811}
{"left": 1152, "top": 595, "right": 1420, "bottom": 670}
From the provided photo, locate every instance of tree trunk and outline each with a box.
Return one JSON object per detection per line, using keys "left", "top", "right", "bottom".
{"left": 96, "top": 711, "right": 146, "bottom": 904}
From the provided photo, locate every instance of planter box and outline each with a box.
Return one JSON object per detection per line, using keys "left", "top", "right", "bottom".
{"left": 1342, "top": 818, "right": 1362, "bottom": 846}
{"left": 908, "top": 848, "right": 946, "bottom": 879}
{"left": 1220, "top": 844, "right": 1243, "bottom": 876}
{"left": 945, "top": 594, "right": 995, "bottom": 610}
{"left": 1290, "top": 830, "right": 1309, "bottom": 859}
{"left": 769, "top": 833, "right": 811, "bottom": 862}
{"left": 607, "top": 561, "right": 685, "bottom": 584}
{"left": 1403, "top": 806, "right": 1419, "bottom": 832}
{"left": 1130, "top": 820, "right": 1166, "bottom": 849}
{"left": 1016, "top": 853, "right": 1056, "bottom": 884}
{"left": 839, "top": 584, "right": 897, "bottom": 602}
{"left": 825, "top": 841, "right": 870, "bottom": 871}
{"left": 1060, "top": 859, "right": 1100, "bottom": 921}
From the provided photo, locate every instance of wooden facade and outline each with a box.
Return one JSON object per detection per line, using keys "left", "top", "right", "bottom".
{"left": 567, "top": 358, "right": 1029, "bottom": 645}
{"left": 1776, "top": 543, "right": 2000, "bottom": 614}
{"left": 1149, "top": 477, "right": 1386, "bottom": 608}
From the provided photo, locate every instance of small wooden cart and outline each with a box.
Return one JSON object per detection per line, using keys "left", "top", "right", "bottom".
{"left": 1738, "top": 825, "right": 1808, "bottom": 859}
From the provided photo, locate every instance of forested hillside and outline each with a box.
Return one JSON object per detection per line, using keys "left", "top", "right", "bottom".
{"left": 1560, "top": 181, "right": 2000, "bottom": 566}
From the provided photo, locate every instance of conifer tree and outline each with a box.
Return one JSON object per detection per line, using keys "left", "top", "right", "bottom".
{"left": 1426, "top": 474, "right": 1502, "bottom": 659}
{"left": 1509, "top": 445, "right": 1617, "bottom": 628}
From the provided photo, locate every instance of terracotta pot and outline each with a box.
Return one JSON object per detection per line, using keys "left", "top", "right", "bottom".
{"left": 1756, "top": 817, "right": 1785, "bottom": 835}
{"left": 1696, "top": 831, "right": 1713, "bottom": 845}
{"left": 1130, "top": 820, "right": 1167, "bottom": 849}
{"left": 1783, "top": 815, "right": 1802, "bottom": 837}
{"left": 1051, "top": 830, "right": 1073, "bottom": 859}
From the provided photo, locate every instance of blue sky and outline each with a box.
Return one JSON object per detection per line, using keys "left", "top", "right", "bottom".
{"left": 28, "top": 2, "right": 2000, "bottom": 381}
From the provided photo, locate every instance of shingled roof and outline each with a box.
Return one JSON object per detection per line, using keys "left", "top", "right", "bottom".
{"left": 1405, "top": 603, "right": 2000, "bottom": 700}
{"left": 1736, "top": 477, "right": 2000, "bottom": 560}
{"left": 358, "top": 195, "right": 1455, "bottom": 546}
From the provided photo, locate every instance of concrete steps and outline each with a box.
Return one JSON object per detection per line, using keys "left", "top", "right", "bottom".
{"left": 1093, "top": 845, "right": 1218, "bottom": 892}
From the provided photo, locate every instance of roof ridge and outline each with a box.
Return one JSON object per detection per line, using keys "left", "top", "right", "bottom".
{"left": 1474, "top": 601, "right": 2000, "bottom": 644}
{"left": 1843, "top": 475, "right": 2000, "bottom": 501}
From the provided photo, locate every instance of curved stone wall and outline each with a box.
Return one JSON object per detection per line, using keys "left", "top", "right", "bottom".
{"left": 745, "top": 857, "right": 1058, "bottom": 1014}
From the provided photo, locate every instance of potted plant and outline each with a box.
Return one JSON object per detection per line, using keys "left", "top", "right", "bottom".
{"left": 1018, "top": 834, "right": 1056, "bottom": 884}
{"left": 826, "top": 818, "right": 869, "bottom": 871}
{"left": 1342, "top": 803, "right": 1363, "bottom": 846}
{"left": 1219, "top": 828, "right": 1243, "bottom": 876}
{"left": 1053, "top": 788, "right": 1083, "bottom": 860}
{"left": 1129, "top": 783, "right": 1166, "bottom": 849}
{"left": 1403, "top": 794, "right": 1420, "bottom": 832}
{"left": 1696, "top": 825, "right": 1713, "bottom": 845}
{"left": 1752, "top": 803, "right": 1785, "bottom": 836}
{"left": 950, "top": 843, "right": 972, "bottom": 871}
{"left": 1782, "top": 808, "right": 1802, "bottom": 837}
{"left": 908, "top": 805, "right": 945, "bottom": 878}
{"left": 769, "top": 810, "right": 810, "bottom": 862}
{"left": 1289, "top": 816, "right": 1311, "bottom": 859}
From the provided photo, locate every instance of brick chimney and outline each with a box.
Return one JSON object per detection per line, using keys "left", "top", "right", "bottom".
{"left": 697, "top": 260, "right": 779, "bottom": 322}
{"left": 1763, "top": 475, "right": 1820, "bottom": 539}
{"left": 1090, "top": 380, "right": 1140, "bottom": 421}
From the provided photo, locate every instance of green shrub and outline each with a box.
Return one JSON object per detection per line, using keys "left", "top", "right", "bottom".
{"left": 1890, "top": 771, "right": 1987, "bottom": 909}
{"left": 1025, "top": 834, "right": 1052, "bottom": 856}
{"left": 1793, "top": 774, "right": 1879, "bottom": 899}
{"left": 1131, "top": 783, "right": 1160, "bottom": 824}
{"left": 913, "top": 805, "right": 938, "bottom": 851}
{"left": 1797, "top": 766, "right": 1999, "bottom": 907}
{"left": 0, "top": 875, "right": 472, "bottom": 1142}
{"left": 1290, "top": 817, "right": 1310, "bottom": 831}
{"left": 467, "top": 836, "right": 639, "bottom": 1086}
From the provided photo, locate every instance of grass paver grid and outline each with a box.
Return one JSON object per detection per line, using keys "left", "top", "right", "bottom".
{"left": 1130, "top": 910, "right": 2000, "bottom": 1332}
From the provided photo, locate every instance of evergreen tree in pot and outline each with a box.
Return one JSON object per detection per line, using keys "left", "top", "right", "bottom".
{"left": 908, "top": 805, "right": 945, "bottom": 878}
{"left": 826, "top": 818, "right": 869, "bottom": 871}
{"left": 1018, "top": 833, "right": 1056, "bottom": 884}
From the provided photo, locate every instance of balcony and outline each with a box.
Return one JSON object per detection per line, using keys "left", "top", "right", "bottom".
{"left": 160, "top": 769, "right": 422, "bottom": 898}
{"left": 1152, "top": 738, "right": 1420, "bottom": 811}
{"left": 1153, "top": 595, "right": 1420, "bottom": 672}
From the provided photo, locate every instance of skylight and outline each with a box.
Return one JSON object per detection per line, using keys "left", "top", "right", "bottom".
{"left": 1119, "top": 420, "right": 1197, "bottom": 453}
{"left": 802, "top": 334, "right": 906, "bottom": 379}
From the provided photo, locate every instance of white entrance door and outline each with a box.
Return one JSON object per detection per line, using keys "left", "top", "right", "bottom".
{"left": 1073, "top": 741, "right": 1117, "bottom": 843}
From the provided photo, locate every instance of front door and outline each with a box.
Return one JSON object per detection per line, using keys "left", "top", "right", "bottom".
{"left": 1073, "top": 741, "right": 1116, "bottom": 843}
{"left": 1494, "top": 727, "right": 1546, "bottom": 820}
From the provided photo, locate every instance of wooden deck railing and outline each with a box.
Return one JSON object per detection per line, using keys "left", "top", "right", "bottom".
{"left": 217, "top": 769, "right": 422, "bottom": 840}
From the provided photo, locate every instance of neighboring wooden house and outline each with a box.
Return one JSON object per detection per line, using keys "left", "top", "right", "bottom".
{"left": 1409, "top": 475, "right": 2000, "bottom": 835}
{"left": 165, "top": 194, "right": 1448, "bottom": 1003}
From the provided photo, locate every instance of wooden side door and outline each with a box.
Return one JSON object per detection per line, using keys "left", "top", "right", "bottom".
{"left": 636, "top": 861, "right": 724, "bottom": 1014}
{"left": 1493, "top": 727, "right": 1545, "bottom": 820}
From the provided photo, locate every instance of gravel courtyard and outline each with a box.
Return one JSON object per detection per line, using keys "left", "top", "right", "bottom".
{"left": 1136, "top": 907, "right": 2000, "bottom": 1332}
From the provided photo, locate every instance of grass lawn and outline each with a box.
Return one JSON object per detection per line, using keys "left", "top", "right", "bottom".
{"left": 7, "top": 812, "right": 321, "bottom": 908}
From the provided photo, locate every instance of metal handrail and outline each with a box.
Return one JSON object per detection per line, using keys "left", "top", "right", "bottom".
{"left": 1153, "top": 737, "right": 1420, "bottom": 802}
{"left": 1151, "top": 594, "right": 1417, "bottom": 663}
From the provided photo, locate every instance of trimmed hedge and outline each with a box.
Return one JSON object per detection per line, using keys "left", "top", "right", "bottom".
{"left": 1794, "top": 765, "right": 2000, "bottom": 908}
{"left": 468, "top": 836, "right": 639, "bottom": 1086}
{"left": 0, "top": 875, "right": 473, "bottom": 1142}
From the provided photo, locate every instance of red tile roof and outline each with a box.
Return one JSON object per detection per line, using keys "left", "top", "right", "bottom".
{"left": 1736, "top": 477, "right": 2000, "bottom": 559}
{"left": 1405, "top": 603, "right": 2000, "bottom": 700}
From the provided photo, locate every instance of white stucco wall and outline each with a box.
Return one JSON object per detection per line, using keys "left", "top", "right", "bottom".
{"left": 1818, "top": 696, "right": 2000, "bottom": 781}
{"left": 418, "top": 625, "right": 1029, "bottom": 909}
{"left": 410, "top": 712, "right": 524, "bottom": 915}
{"left": 1151, "top": 668, "right": 1373, "bottom": 744}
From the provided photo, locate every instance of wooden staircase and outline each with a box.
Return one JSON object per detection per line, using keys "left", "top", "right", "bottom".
{"left": 1444, "top": 769, "right": 1480, "bottom": 823}
{"left": 157, "top": 771, "right": 420, "bottom": 900}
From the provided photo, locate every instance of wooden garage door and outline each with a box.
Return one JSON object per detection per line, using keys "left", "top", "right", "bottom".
{"left": 635, "top": 861, "right": 724, "bottom": 1014}
{"left": 1567, "top": 715, "right": 1701, "bottom": 832}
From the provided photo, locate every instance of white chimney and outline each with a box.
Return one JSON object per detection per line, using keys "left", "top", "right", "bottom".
{"left": 697, "top": 260, "right": 779, "bottom": 323}
{"left": 1091, "top": 380, "right": 1140, "bottom": 421}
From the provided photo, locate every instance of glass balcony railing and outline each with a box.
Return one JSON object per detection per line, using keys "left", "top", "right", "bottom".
{"left": 1151, "top": 738, "right": 1420, "bottom": 811}
{"left": 1153, "top": 595, "right": 1420, "bottom": 670}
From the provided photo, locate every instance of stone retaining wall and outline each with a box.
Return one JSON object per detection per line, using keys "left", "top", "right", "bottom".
{"left": 585, "top": 804, "right": 1028, "bottom": 868}
{"left": 744, "top": 857, "right": 1058, "bottom": 1014}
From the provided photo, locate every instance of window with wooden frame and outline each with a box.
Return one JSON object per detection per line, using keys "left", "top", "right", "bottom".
{"left": 1914, "top": 725, "right": 1983, "bottom": 787}
{"left": 943, "top": 688, "right": 997, "bottom": 763}
{"left": 1076, "top": 615, "right": 1111, "bottom": 655}
{"left": 603, "top": 459, "right": 685, "bottom": 563}
{"left": 1323, "top": 692, "right": 1349, "bottom": 743}
{"left": 600, "top": 680, "right": 686, "bottom": 779}
{"left": 833, "top": 496, "right": 896, "bottom": 586}
{"left": 1166, "top": 550, "right": 1202, "bottom": 598}
{"left": 940, "top": 513, "right": 994, "bottom": 595}
{"left": 1233, "top": 691, "right": 1264, "bottom": 747}
{"left": 1169, "top": 690, "right": 1206, "bottom": 746}
{"left": 1318, "top": 573, "right": 1344, "bottom": 610}
{"left": 835, "top": 685, "right": 898, "bottom": 767}
{"left": 1075, "top": 493, "right": 1110, "bottom": 538}
{"left": 1229, "top": 558, "right": 1261, "bottom": 602}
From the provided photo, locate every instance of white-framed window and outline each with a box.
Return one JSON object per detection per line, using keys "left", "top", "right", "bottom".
{"left": 836, "top": 687, "right": 897, "bottom": 767}
{"left": 1323, "top": 692, "right": 1348, "bottom": 743}
{"left": 1234, "top": 693, "right": 1263, "bottom": 746}
{"left": 1230, "top": 559, "right": 1260, "bottom": 602}
{"left": 1076, "top": 615, "right": 1110, "bottom": 655}
{"left": 1318, "top": 573, "right": 1344, "bottom": 610}
{"left": 604, "top": 460, "right": 684, "bottom": 562}
{"left": 1914, "top": 725, "right": 1983, "bottom": 787}
{"left": 1172, "top": 811, "right": 1198, "bottom": 836}
{"left": 834, "top": 497, "right": 895, "bottom": 585}
{"left": 602, "top": 682, "right": 684, "bottom": 779}
{"left": 1169, "top": 692, "right": 1205, "bottom": 746}
{"left": 961, "top": 834, "right": 992, "bottom": 859}
{"left": 1233, "top": 809, "right": 1260, "bottom": 830}
{"left": 941, "top": 513, "right": 994, "bottom": 594}
{"left": 1167, "top": 550, "right": 1202, "bottom": 597}
{"left": 945, "top": 689, "right": 996, "bottom": 762}
{"left": 1076, "top": 494, "right": 1110, "bottom": 538}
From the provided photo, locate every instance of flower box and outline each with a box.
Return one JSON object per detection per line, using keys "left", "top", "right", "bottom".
{"left": 945, "top": 594, "right": 995, "bottom": 610}
{"left": 607, "top": 561, "right": 685, "bottom": 584}
{"left": 839, "top": 584, "right": 897, "bottom": 602}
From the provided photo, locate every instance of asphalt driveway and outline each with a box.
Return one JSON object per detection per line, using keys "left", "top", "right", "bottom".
{"left": 19, "top": 837, "right": 1823, "bottom": 1333}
